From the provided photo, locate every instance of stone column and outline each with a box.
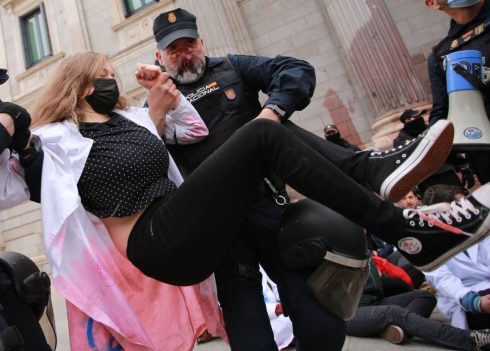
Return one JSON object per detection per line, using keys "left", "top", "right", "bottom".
{"left": 176, "top": 0, "right": 255, "bottom": 56}
{"left": 321, "top": 0, "right": 429, "bottom": 148}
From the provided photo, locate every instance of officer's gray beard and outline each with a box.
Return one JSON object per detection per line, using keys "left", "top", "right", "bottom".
{"left": 165, "top": 57, "right": 206, "bottom": 84}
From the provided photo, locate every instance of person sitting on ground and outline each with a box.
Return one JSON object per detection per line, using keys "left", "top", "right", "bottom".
{"left": 346, "top": 258, "right": 490, "bottom": 351}
{"left": 323, "top": 124, "right": 361, "bottom": 152}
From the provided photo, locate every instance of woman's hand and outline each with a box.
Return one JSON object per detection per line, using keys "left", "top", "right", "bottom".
{"left": 147, "top": 72, "right": 181, "bottom": 132}
{"left": 135, "top": 64, "right": 163, "bottom": 90}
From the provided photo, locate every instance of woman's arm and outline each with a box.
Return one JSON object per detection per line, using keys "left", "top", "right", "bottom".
{"left": 163, "top": 93, "right": 208, "bottom": 144}
{"left": 135, "top": 64, "right": 180, "bottom": 136}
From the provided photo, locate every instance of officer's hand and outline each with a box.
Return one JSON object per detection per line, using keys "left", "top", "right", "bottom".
{"left": 256, "top": 108, "right": 280, "bottom": 123}
{"left": 11, "top": 128, "right": 31, "bottom": 154}
{"left": 457, "top": 163, "right": 475, "bottom": 189}
{"left": 0, "top": 102, "right": 31, "bottom": 132}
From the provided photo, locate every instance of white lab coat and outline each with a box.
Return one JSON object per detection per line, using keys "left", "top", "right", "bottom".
{"left": 260, "top": 266, "right": 294, "bottom": 350}
{"left": 425, "top": 237, "right": 490, "bottom": 329}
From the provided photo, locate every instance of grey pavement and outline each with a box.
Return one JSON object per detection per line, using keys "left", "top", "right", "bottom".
{"left": 50, "top": 288, "right": 451, "bottom": 351}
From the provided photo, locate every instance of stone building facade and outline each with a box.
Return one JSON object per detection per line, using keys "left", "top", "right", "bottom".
{"left": 0, "top": 0, "right": 450, "bottom": 274}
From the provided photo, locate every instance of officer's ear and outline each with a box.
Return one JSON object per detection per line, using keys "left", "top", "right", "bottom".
{"left": 425, "top": 0, "right": 442, "bottom": 9}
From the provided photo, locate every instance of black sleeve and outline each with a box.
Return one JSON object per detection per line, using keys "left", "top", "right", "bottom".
{"left": 19, "top": 135, "right": 43, "bottom": 203}
{"left": 228, "top": 54, "right": 316, "bottom": 120}
{"left": 0, "top": 123, "right": 12, "bottom": 151}
{"left": 427, "top": 53, "right": 449, "bottom": 126}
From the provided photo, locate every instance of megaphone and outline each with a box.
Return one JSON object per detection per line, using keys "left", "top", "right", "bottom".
{"left": 445, "top": 50, "right": 490, "bottom": 151}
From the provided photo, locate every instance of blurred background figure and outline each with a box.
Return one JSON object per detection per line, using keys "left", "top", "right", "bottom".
{"left": 323, "top": 124, "right": 361, "bottom": 152}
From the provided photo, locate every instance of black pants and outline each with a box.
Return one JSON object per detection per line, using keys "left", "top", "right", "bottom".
{"left": 215, "top": 198, "right": 346, "bottom": 351}
{"left": 0, "top": 271, "right": 51, "bottom": 351}
{"left": 127, "top": 119, "right": 402, "bottom": 286}
{"left": 347, "top": 290, "right": 474, "bottom": 350}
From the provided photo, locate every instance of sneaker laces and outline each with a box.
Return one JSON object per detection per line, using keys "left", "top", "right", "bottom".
{"left": 369, "top": 138, "right": 417, "bottom": 156}
{"left": 472, "top": 329, "right": 490, "bottom": 351}
{"left": 403, "top": 198, "right": 480, "bottom": 236}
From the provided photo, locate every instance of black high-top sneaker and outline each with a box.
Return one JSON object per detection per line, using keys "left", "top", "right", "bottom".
{"left": 471, "top": 329, "right": 490, "bottom": 351}
{"left": 367, "top": 120, "right": 454, "bottom": 202}
{"left": 397, "top": 183, "right": 490, "bottom": 272}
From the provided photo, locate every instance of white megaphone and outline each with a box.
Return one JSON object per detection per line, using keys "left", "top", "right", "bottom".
{"left": 445, "top": 50, "right": 490, "bottom": 151}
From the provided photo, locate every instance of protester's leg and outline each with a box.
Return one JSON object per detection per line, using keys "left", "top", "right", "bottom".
{"left": 381, "top": 290, "right": 436, "bottom": 318}
{"left": 127, "top": 119, "right": 490, "bottom": 285}
{"left": 286, "top": 120, "right": 454, "bottom": 201}
{"left": 346, "top": 304, "right": 473, "bottom": 350}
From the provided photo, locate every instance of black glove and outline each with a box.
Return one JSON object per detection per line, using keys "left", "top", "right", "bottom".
{"left": 457, "top": 163, "right": 475, "bottom": 189}
{"left": 11, "top": 128, "right": 31, "bottom": 154}
{"left": 0, "top": 101, "right": 31, "bottom": 132}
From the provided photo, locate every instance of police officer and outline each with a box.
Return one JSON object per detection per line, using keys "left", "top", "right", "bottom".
{"left": 425, "top": 0, "right": 490, "bottom": 183}
{"left": 0, "top": 69, "right": 51, "bottom": 351}
{"left": 152, "top": 8, "right": 346, "bottom": 351}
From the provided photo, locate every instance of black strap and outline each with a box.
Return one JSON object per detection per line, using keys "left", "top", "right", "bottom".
{"left": 449, "top": 15, "right": 490, "bottom": 52}
{"left": 453, "top": 63, "right": 490, "bottom": 93}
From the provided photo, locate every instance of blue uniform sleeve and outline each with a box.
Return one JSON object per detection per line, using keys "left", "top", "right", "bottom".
{"left": 428, "top": 53, "right": 449, "bottom": 126}
{"left": 19, "top": 135, "right": 43, "bottom": 203}
{"left": 227, "top": 54, "right": 316, "bottom": 120}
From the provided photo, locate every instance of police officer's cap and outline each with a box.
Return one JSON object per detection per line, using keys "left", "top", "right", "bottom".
{"left": 153, "top": 8, "right": 199, "bottom": 50}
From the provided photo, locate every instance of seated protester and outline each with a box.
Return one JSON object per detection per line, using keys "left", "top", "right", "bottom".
{"left": 346, "top": 259, "right": 490, "bottom": 350}
{"left": 425, "top": 235, "right": 490, "bottom": 330}
{"left": 396, "top": 188, "right": 421, "bottom": 209}
{"left": 323, "top": 124, "right": 361, "bottom": 152}
{"left": 423, "top": 183, "right": 467, "bottom": 205}
{"left": 260, "top": 266, "right": 294, "bottom": 351}
{"left": 393, "top": 108, "right": 469, "bottom": 196}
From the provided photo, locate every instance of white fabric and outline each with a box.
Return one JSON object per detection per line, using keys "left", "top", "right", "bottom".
{"left": 0, "top": 149, "right": 29, "bottom": 209}
{"left": 1, "top": 104, "right": 221, "bottom": 349}
{"left": 260, "top": 266, "right": 294, "bottom": 350}
{"left": 425, "top": 237, "right": 490, "bottom": 329}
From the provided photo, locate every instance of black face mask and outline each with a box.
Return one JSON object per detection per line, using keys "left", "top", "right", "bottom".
{"left": 85, "top": 79, "right": 119, "bottom": 115}
{"left": 326, "top": 133, "right": 341, "bottom": 143}
{"left": 403, "top": 116, "right": 427, "bottom": 136}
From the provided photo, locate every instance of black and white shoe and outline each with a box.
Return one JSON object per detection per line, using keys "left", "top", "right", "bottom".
{"left": 397, "top": 183, "right": 490, "bottom": 271}
{"left": 367, "top": 120, "right": 454, "bottom": 202}
{"left": 471, "top": 329, "right": 490, "bottom": 351}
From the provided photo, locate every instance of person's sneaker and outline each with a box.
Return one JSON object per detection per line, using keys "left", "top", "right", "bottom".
{"left": 367, "top": 120, "right": 454, "bottom": 202}
{"left": 471, "top": 329, "right": 490, "bottom": 351}
{"left": 380, "top": 325, "right": 405, "bottom": 344}
{"left": 397, "top": 183, "right": 490, "bottom": 271}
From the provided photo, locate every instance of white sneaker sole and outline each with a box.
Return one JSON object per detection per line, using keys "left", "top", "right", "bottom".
{"left": 381, "top": 120, "right": 454, "bottom": 202}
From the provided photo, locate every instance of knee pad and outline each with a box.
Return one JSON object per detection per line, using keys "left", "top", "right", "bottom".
{"left": 0, "top": 251, "right": 51, "bottom": 320}
{"left": 278, "top": 199, "right": 370, "bottom": 320}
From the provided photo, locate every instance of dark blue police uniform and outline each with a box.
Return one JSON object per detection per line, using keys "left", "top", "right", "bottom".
{"left": 168, "top": 54, "right": 347, "bottom": 351}
{"left": 427, "top": 0, "right": 490, "bottom": 183}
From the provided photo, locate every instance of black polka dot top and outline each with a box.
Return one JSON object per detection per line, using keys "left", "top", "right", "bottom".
{"left": 78, "top": 113, "right": 177, "bottom": 218}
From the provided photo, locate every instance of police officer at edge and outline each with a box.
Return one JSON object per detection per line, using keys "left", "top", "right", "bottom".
{"left": 426, "top": 0, "right": 490, "bottom": 183}
{"left": 152, "top": 8, "right": 347, "bottom": 351}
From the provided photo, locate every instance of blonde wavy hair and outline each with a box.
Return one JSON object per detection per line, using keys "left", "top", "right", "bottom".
{"left": 32, "top": 52, "right": 128, "bottom": 128}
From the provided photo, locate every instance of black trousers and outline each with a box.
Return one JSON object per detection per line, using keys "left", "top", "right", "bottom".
{"left": 347, "top": 290, "right": 474, "bottom": 350}
{"left": 215, "top": 198, "right": 346, "bottom": 351}
{"left": 127, "top": 119, "right": 401, "bottom": 286}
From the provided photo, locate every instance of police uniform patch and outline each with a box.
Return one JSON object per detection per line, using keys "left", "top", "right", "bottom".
{"left": 168, "top": 12, "right": 177, "bottom": 23}
{"left": 185, "top": 81, "right": 221, "bottom": 103}
{"left": 224, "top": 88, "right": 236, "bottom": 100}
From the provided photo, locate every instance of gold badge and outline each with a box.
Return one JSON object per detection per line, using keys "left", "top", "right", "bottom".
{"left": 168, "top": 12, "right": 177, "bottom": 23}
{"left": 225, "top": 88, "right": 236, "bottom": 100}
